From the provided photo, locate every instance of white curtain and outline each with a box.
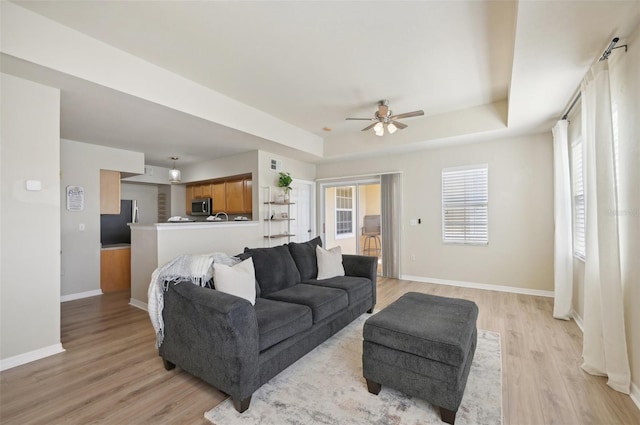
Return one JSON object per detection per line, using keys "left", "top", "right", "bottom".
{"left": 552, "top": 120, "right": 573, "bottom": 320}
{"left": 580, "top": 61, "right": 630, "bottom": 394}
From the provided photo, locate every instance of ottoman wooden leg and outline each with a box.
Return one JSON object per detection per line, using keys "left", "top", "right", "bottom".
{"left": 439, "top": 407, "right": 456, "bottom": 425}
{"left": 366, "top": 379, "right": 381, "bottom": 395}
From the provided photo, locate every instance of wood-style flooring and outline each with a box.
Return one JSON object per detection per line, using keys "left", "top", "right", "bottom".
{"left": 1, "top": 277, "right": 639, "bottom": 424}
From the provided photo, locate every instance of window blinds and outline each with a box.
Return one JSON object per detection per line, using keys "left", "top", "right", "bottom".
{"left": 572, "top": 140, "right": 586, "bottom": 259}
{"left": 442, "top": 164, "right": 488, "bottom": 244}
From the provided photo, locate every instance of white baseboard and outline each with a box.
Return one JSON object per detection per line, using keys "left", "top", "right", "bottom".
{"left": 631, "top": 382, "right": 640, "bottom": 411}
{"left": 0, "top": 343, "right": 65, "bottom": 371}
{"left": 60, "top": 289, "right": 103, "bottom": 302}
{"left": 400, "top": 275, "right": 555, "bottom": 298}
{"left": 129, "top": 298, "right": 148, "bottom": 311}
{"left": 571, "top": 309, "right": 584, "bottom": 332}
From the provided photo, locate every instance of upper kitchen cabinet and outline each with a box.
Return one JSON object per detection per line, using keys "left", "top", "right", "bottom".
{"left": 212, "top": 182, "right": 226, "bottom": 213}
{"left": 244, "top": 179, "right": 253, "bottom": 213}
{"left": 184, "top": 174, "right": 252, "bottom": 215}
{"left": 100, "top": 169, "right": 121, "bottom": 214}
{"left": 226, "top": 179, "right": 244, "bottom": 213}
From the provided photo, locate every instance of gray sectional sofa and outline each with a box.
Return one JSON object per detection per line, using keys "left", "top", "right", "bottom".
{"left": 159, "top": 237, "right": 377, "bottom": 413}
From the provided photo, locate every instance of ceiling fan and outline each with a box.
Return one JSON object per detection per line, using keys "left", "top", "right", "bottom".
{"left": 345, "top": 99, "right": 424, "bottom": 136}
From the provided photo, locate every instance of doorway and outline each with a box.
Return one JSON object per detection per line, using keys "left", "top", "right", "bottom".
{"left": 320, "top": 179, "right": 383, "bottom": 274}
{"left": 289, "top": 179, "right": 316, "bottom": 243}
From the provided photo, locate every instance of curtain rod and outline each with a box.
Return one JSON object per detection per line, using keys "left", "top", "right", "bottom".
{"left": 561, "top": 37, "right": 628, "bottom": 120}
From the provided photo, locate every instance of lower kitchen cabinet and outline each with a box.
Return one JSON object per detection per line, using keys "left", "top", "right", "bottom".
{"left": 100, "top": 246, "right": 131, "bottom": 292}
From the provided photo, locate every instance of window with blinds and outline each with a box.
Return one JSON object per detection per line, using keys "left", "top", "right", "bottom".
{"left": 572, "top": 139, "right": 586, "bottom": 259}
{"left": 442, "top": 164, "right": 488, "bottom": 244}
{"left": 335, "top": 186, "right": 355, "bottom": 238}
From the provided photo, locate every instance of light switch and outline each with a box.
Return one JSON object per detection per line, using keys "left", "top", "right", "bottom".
{"left": 26, "top": 180, "right": 42, "bottom": 191}
{"left": 79, "top": 223, "right": 85, "bottom": 231}
{"left": 409, "top": 219, "right": 418, "bottom": 226}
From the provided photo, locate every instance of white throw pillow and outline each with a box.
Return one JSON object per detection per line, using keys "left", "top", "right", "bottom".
{"left": 213, "top": 257, "right": 256, "bottom": 305}
{"left": 316, "top": 245, "right": 345, "bottom": 280}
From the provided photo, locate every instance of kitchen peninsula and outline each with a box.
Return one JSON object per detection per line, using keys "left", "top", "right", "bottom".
{"left": 129, "top": 220, "right": 261, "bottom": 309}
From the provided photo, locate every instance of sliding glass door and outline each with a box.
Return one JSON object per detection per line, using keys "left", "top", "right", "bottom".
{"left": 321, "top": 179, "right": 382, "bottom": 274}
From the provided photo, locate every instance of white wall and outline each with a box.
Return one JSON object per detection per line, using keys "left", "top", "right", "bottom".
{"left": 60, "top": 140, "right": 144, "bottom": 297}
{"left": 317, "top": 133, "right": 554, "bottom": 292}
{"left": 0, "top": 73, "right": 62, "bottom": 365}
{"left": 121, "top": 182, "right": 159, "bottom": 224}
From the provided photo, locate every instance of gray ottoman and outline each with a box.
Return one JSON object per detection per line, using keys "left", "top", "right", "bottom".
{"left": 363, "top": 292, "right": 478, "bottom": 425}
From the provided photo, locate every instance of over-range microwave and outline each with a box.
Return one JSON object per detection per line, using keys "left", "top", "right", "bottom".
{"left": 191, "top": 198, "right": 212, "bottom": 216}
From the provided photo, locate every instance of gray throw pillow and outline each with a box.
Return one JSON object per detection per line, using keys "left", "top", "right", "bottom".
{"left": 244, "top": 245, "right": 301, "bottom": 296}
{"left": 287, "top": 236, "right": 323, "bottom": 281}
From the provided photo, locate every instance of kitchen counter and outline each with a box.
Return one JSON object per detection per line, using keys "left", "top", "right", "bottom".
{"left": 129, "top": 220, "right": 261, "bottom": 309}
{"left": 101, "top": 243, "right": 131, "bottom": 250}
{"left": 131, "top": 220, "right": 257, "bottom": 230}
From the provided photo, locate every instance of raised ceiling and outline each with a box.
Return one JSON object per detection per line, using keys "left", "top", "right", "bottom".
{"left": 4, "top": 1, "right": 640, "bottom": 165}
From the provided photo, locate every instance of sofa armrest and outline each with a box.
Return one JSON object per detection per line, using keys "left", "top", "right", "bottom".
{"left": 159, "top": 281, "right": 259, "bottom": 401}
{"left": 342, "top": 254, "right": 377, "bottom": 307}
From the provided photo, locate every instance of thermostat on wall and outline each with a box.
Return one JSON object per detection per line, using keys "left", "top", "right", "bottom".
{"left": 26, "top": 180, "right": 42, "bottom": 191}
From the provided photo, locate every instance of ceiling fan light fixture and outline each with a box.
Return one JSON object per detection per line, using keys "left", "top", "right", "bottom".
{"left": 374, "top": 122, "right": 384, "bottom": 132}
{"left": 387, "top": 122, "right": 397, "bottom": 134}
{"left": 374, "top": 127, "right": 384, "bottom": 137}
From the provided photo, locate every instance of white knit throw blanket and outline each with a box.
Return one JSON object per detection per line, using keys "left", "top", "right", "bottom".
{"left": 147, "top": 252, "right": 240, "bottom": 348}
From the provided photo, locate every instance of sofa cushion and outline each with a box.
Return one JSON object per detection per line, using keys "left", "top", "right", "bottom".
{"left": 303, "top": 276, "right": 371, "bottom": 305}
{"left": 287, "top": 236, "right": 322, "bottom": 281}
{"left": 264, "top": 284, "right": 348, "bottom": 323}
{"left": 244, "top": 245, "right": 301, "bottom": 296}
{"left": 254, "top": 298, "right": 312, "bottom": 352}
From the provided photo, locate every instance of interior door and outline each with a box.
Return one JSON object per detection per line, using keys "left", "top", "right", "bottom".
{"left": 290, "top": 180, "right": 314, "bottom": 242}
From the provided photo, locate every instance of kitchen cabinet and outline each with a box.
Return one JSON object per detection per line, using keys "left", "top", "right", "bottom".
{"left": 100, "top": 246, "right": 131, "bottom": 292}
{"left": 100, "top": 170, "right": 121, "bottom": 214}
{"left": 226, "top": 179, "right": 245, "bottom": 213}
{"left": 185, "top": 185, "right": 194, "bottom": 215}
{"left": 212, "top": 182, "right": 227, "bottom": 213}
{"left": 244, "top": 179, "right": 253, "bottom": 213}
{"left": 185, "top": 174, "right": 252, "bottom": 215}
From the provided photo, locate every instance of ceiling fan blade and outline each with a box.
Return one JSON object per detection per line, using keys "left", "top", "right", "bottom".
{"left": 390, "top": 110, "right": 424, "bottom": 120}
{"left": 361, "top": 122, "right": 378, "bottom": 131}
{"left": 391, "top": 120, "right": 408, "bottom": 129}
{"left": 346, "top": 117, "right": 375, "bottom": 121}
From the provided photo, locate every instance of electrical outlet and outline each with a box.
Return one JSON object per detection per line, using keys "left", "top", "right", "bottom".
{"left": 410, "top": 254, "right": 416, "bottom": 261}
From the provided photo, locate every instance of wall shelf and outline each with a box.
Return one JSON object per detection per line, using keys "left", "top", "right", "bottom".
{"left": 262, "top": 187, "right": 295, "bottom": 246}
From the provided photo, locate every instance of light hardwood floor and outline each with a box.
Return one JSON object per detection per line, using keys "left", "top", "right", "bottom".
{"left": 1, "top": 278, "right": 639, "bottom": 424}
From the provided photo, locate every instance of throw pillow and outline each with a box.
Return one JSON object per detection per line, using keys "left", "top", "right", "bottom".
{"left": 213, "top": 257, "right": 256, "bottom": 305}
{"left": 287, "top": 236, "right": 323, "bottom": 281}
{"left": 316, "top": 245, "right": 345, "bottom": 280}
{"left": 244, "top": 245, "right": 301, "bottom": 296}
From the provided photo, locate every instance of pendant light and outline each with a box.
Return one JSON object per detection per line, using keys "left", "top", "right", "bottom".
{"left": 169, "top": 157, "right": 181, "bottom": 183}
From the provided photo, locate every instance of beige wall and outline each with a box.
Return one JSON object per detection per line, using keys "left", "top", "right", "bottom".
{"left": 0, "top": 73, "right": 61, "bottom": 363}
{"left": 60, "top": 140, "right": 144, "bottom": 297}
{"left": 121, "top": 182, "right": 159, "bottom": 225}
{"left": 317, "top": 133, "right": 554, "bottom": 292}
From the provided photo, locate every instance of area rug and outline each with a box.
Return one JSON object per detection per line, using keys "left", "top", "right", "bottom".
{"left": 205, "top": 314, "right": 502, "bottom": 425}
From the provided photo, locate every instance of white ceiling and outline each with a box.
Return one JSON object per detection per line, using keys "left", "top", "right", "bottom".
{"left": 5, "top": 1, "right": 640, "bottom": 166}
